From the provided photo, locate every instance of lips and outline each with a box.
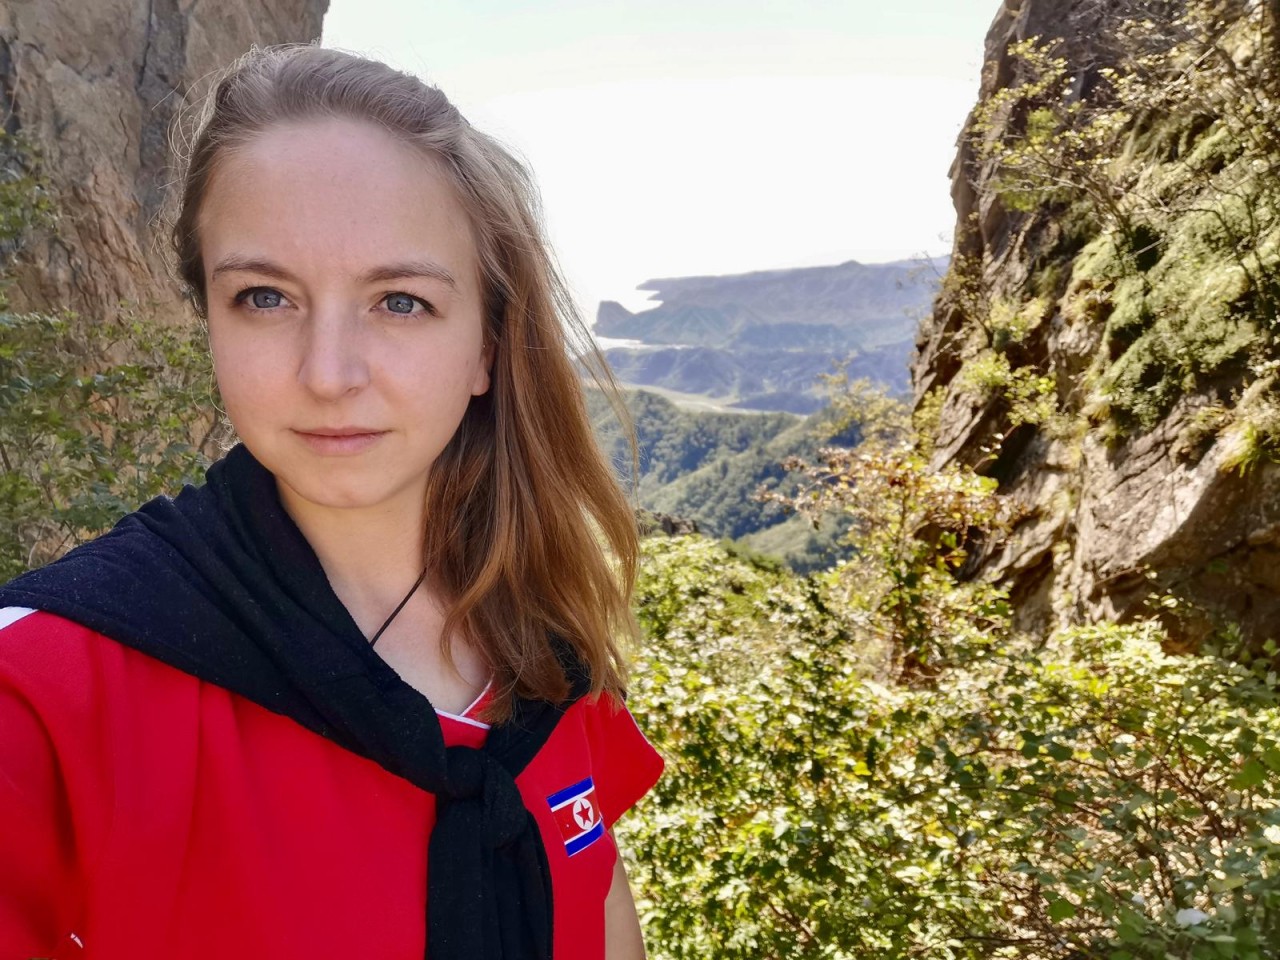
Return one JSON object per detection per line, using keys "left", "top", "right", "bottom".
{"left": 295, "top": 426, "right": 387, "bottom": 437}
{"left": 292, "top": 428, "right": 388, "bottom": 455}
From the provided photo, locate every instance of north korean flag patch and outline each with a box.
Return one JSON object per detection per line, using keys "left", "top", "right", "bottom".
{"left": 546, "top": 776, "right": 605, "bottom": 856}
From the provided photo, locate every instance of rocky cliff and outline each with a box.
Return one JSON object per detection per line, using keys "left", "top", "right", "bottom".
{"left": 0, "top": 0, "right": 329, "bottom": 320}
{"left": 915, "top": 0, "right": 1280, "bottom": 650}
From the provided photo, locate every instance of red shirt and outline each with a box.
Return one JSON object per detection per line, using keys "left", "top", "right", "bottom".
{"left": 0, "top": 607, "right": 663, "bottom": 960}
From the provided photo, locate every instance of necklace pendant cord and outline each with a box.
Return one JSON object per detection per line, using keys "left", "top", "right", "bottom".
{"left": 368, "top": 568, "right": 429, "bottom": 648}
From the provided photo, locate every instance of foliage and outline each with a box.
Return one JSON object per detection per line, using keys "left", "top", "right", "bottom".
{"left": 778, "top": 442, "right": 1013, "bottom": 682}
{"left": 0, "top": 308, "right": 223, "bottom": 579}
{"left": 623, "top": 535, "right": 1280, "bottom": 959}
{"left": 959, "top": 351, "right": 1062, "bottom": 437}
{"left": 972, "top": 39, "right": 1139, "bottom": 248}
{"left": 813, "top": 369, "right": 910, "bottom": 448}
{"left": 735, "top": 512, "right": 853, "bottom": 576}
{"left": 760, "top": 384, "right": 1015, "bottom": 680}
{"left": 588, "top": 385, "right": 863, "bottom": 565}
{"left": 623, "top": 534, "right": 902, "bottom": 959}
{"left": 912, "top": 386, "right": 947, "bottom": 456}
{"left": 0, "top": 130, "right": 223, "bottom": 580}
{"left": 621, "top": 366, "right": 1280, "bottom": 958}
{"left": 1216, "top": 373, "right": 1280, "bottom": 474}
{"left": 931, "top": 248, "right": 1067, "bottom": 464}
{"left": 588, "top": 386, "right": 800, "bottom": 492}
{"left": 0, "top": 131, "right": 56, "bottom": 255}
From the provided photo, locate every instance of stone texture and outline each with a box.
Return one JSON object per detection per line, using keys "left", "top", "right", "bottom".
{"left": 913, "top": 0, "right": 1280, "bottom": 648}
{"left": 0, "top": 0, "right": 329, "bottom": 320}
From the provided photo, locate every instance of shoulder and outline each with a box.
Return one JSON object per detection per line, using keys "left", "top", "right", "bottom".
{"left": 0, "top": 608, "right": 150, "bottom": 892}
{"left": 528, "top": 692, "right": 664, "bottom": 831}
{"left": 0, "top": 606, "right": 203, "bottom": 750}
{"left": 0, "top": 606, "right": 110, "bottom": 704}
{"left": 0, "top": 603, "right": 209, "bottom": 823}
{"left": 0, "top": 604, "right": 187, "bottom": 686}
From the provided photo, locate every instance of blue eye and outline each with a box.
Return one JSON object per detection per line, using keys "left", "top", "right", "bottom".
{"left": 234, "top": 287, "right": 284, "bottom": 310}
{"left": 382, "top": 293, "right": 438, "bottom": 317}
{"left": 385, "top": 293, "right": 417, "bottom": 314}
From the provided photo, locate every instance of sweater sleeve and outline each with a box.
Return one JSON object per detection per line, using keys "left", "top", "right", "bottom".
{"left": 581, "top": 693, "right": 664, "bottom": 829}
{"left": 0, "top": 668, "right": 79, "bottom": 954}
{"left": 0, "top": 609, "right": 99, "bottom": 958}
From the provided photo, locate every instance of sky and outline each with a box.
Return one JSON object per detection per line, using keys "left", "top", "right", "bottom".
{"left": 321, "top": 1, "right": 998, "bottom": 319}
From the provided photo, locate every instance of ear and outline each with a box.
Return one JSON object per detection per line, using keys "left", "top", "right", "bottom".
{"left": 471, "top": 338, "right": 494, "bottom": 396}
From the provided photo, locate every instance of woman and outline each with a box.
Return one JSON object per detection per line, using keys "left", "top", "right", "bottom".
{"left": 0, "top": 43, "right": 662, "bottom": 960}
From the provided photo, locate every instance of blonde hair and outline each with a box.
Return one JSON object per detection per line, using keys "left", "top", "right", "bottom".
{"left": 169, "top": 43, "right": 638, "bottom": 720}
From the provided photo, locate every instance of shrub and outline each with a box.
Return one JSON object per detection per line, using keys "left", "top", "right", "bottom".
{"left": 623, "top": 537, "right": 1280, "bottom": 959}
{"left": 0, "top": 306, "right": 221, "bottom": 579}
{"left": 0, "top": 130, "right": 222, "bottom": 579}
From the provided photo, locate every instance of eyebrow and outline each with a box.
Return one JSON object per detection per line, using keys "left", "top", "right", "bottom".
{"left": 208, "top": 254, "right": 457, "bottom": 289}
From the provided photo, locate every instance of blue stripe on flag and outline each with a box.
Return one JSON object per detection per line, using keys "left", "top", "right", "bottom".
{"left": 564, "top": 820, "right": 605, "bottom": 857}
{"left": 546, "top": 776, "right": 594, "bottom": 809}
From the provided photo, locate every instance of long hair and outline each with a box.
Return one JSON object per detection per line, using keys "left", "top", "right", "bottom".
{"left": 168, "top": 43, "right": 638, "bottom": 721}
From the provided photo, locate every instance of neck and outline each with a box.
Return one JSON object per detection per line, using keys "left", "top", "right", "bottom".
{"left": 274, "top": 477, "right": 429, "bottom": 637}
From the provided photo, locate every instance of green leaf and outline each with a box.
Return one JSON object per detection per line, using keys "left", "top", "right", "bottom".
{"left": 1232, "top": 758, "right": 1268, "bottom": 789}
{"left": 1047, "top": 897, "right": 1077, "bottom": 922}
{"left": 1261, "top": 747, "right": 1280, "bottom": 773}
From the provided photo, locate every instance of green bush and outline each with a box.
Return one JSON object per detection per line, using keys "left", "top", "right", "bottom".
{"left": 622, "top": 536, "right": 1280, "bottom": 959}
{"left": 0, "top": 131, "right": 221, "bottom": 580}
{"left": 0, "top": 307, "right": 220, "bottom": 579}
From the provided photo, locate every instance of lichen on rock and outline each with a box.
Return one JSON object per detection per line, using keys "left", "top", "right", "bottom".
{"left": 915, "top": 0, "right": 1280, "bottom": 650}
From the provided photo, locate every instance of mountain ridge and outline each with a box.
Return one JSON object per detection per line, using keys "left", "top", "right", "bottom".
{"left": 596, "top": 256, "right": 946, "bottom": 412}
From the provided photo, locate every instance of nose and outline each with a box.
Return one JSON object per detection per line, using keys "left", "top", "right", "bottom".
{"left": 296, "top": 308, "right": 371, "bottom": 401}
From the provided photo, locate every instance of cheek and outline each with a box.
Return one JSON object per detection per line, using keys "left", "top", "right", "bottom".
{"left": 208, "top": 328, "right": 239, "bottom": 392}
{"left": 207, "top": 327, "right": 279, "bottom": 415}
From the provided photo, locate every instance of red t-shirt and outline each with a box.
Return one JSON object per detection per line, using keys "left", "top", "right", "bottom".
{"left": 0, "top": 607, "right": 663, "bottom": 960}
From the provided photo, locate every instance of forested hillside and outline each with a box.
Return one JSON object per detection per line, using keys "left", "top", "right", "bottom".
{"left": 587, "top": 386, "right": 862, "bottom": 570}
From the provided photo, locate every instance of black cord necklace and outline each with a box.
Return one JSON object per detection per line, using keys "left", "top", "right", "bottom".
{"left": 368, "top": 567, "right": 428, "bottom": 648}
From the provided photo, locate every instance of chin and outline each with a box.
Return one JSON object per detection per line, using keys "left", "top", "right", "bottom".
{"left": 304, "top": 482, "right": 426, "bottom": 519}
{"left": 252, "top": 445, "right": 424, "bottom": 516}
{"left": 295, "top": 466, "right": 415, "bottom": 509}
{"left": 294, "top": 482, "right": 385, "bottom": 511}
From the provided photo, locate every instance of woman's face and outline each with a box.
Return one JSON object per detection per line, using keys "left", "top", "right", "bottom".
{"left": 200, "top": 117, "right": 492, "bottom": 525}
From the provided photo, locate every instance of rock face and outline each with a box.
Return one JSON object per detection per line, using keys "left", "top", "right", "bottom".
{"left": 914, "top": 0, "right": 1280, "bottom": 648}
{"left": 0, "top": 0, "right": 329, "bottom": 320}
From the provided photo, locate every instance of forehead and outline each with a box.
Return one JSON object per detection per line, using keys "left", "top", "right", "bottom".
{"left": 197, "top": 117, "right": 479, "bottom": 287}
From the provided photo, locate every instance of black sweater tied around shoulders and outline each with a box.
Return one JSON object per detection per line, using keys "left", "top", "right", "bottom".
{"left": 0, "top": 443, "right": 587, "bottom": 960}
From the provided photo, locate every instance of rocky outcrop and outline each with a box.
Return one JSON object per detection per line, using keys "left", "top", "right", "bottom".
{"left": 0, "top": 0, "right": 329, "bottom": 320}
{"left": 638, "top": 511, "right": 700, "bottom": 538}
{"left": 914, "top": 0, "right": 1280, "bottom": 648}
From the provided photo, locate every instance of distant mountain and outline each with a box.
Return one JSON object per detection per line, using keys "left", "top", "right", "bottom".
{"left": 595, "top": 257, "right": 945, "bottom": 413}
{"left": 601, "top": 344, "right": 915, "bottom": 414}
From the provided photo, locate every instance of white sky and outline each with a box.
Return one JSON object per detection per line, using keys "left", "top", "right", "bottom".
{"left": 321, "top": 1, "right": 997, "bottom": 317}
